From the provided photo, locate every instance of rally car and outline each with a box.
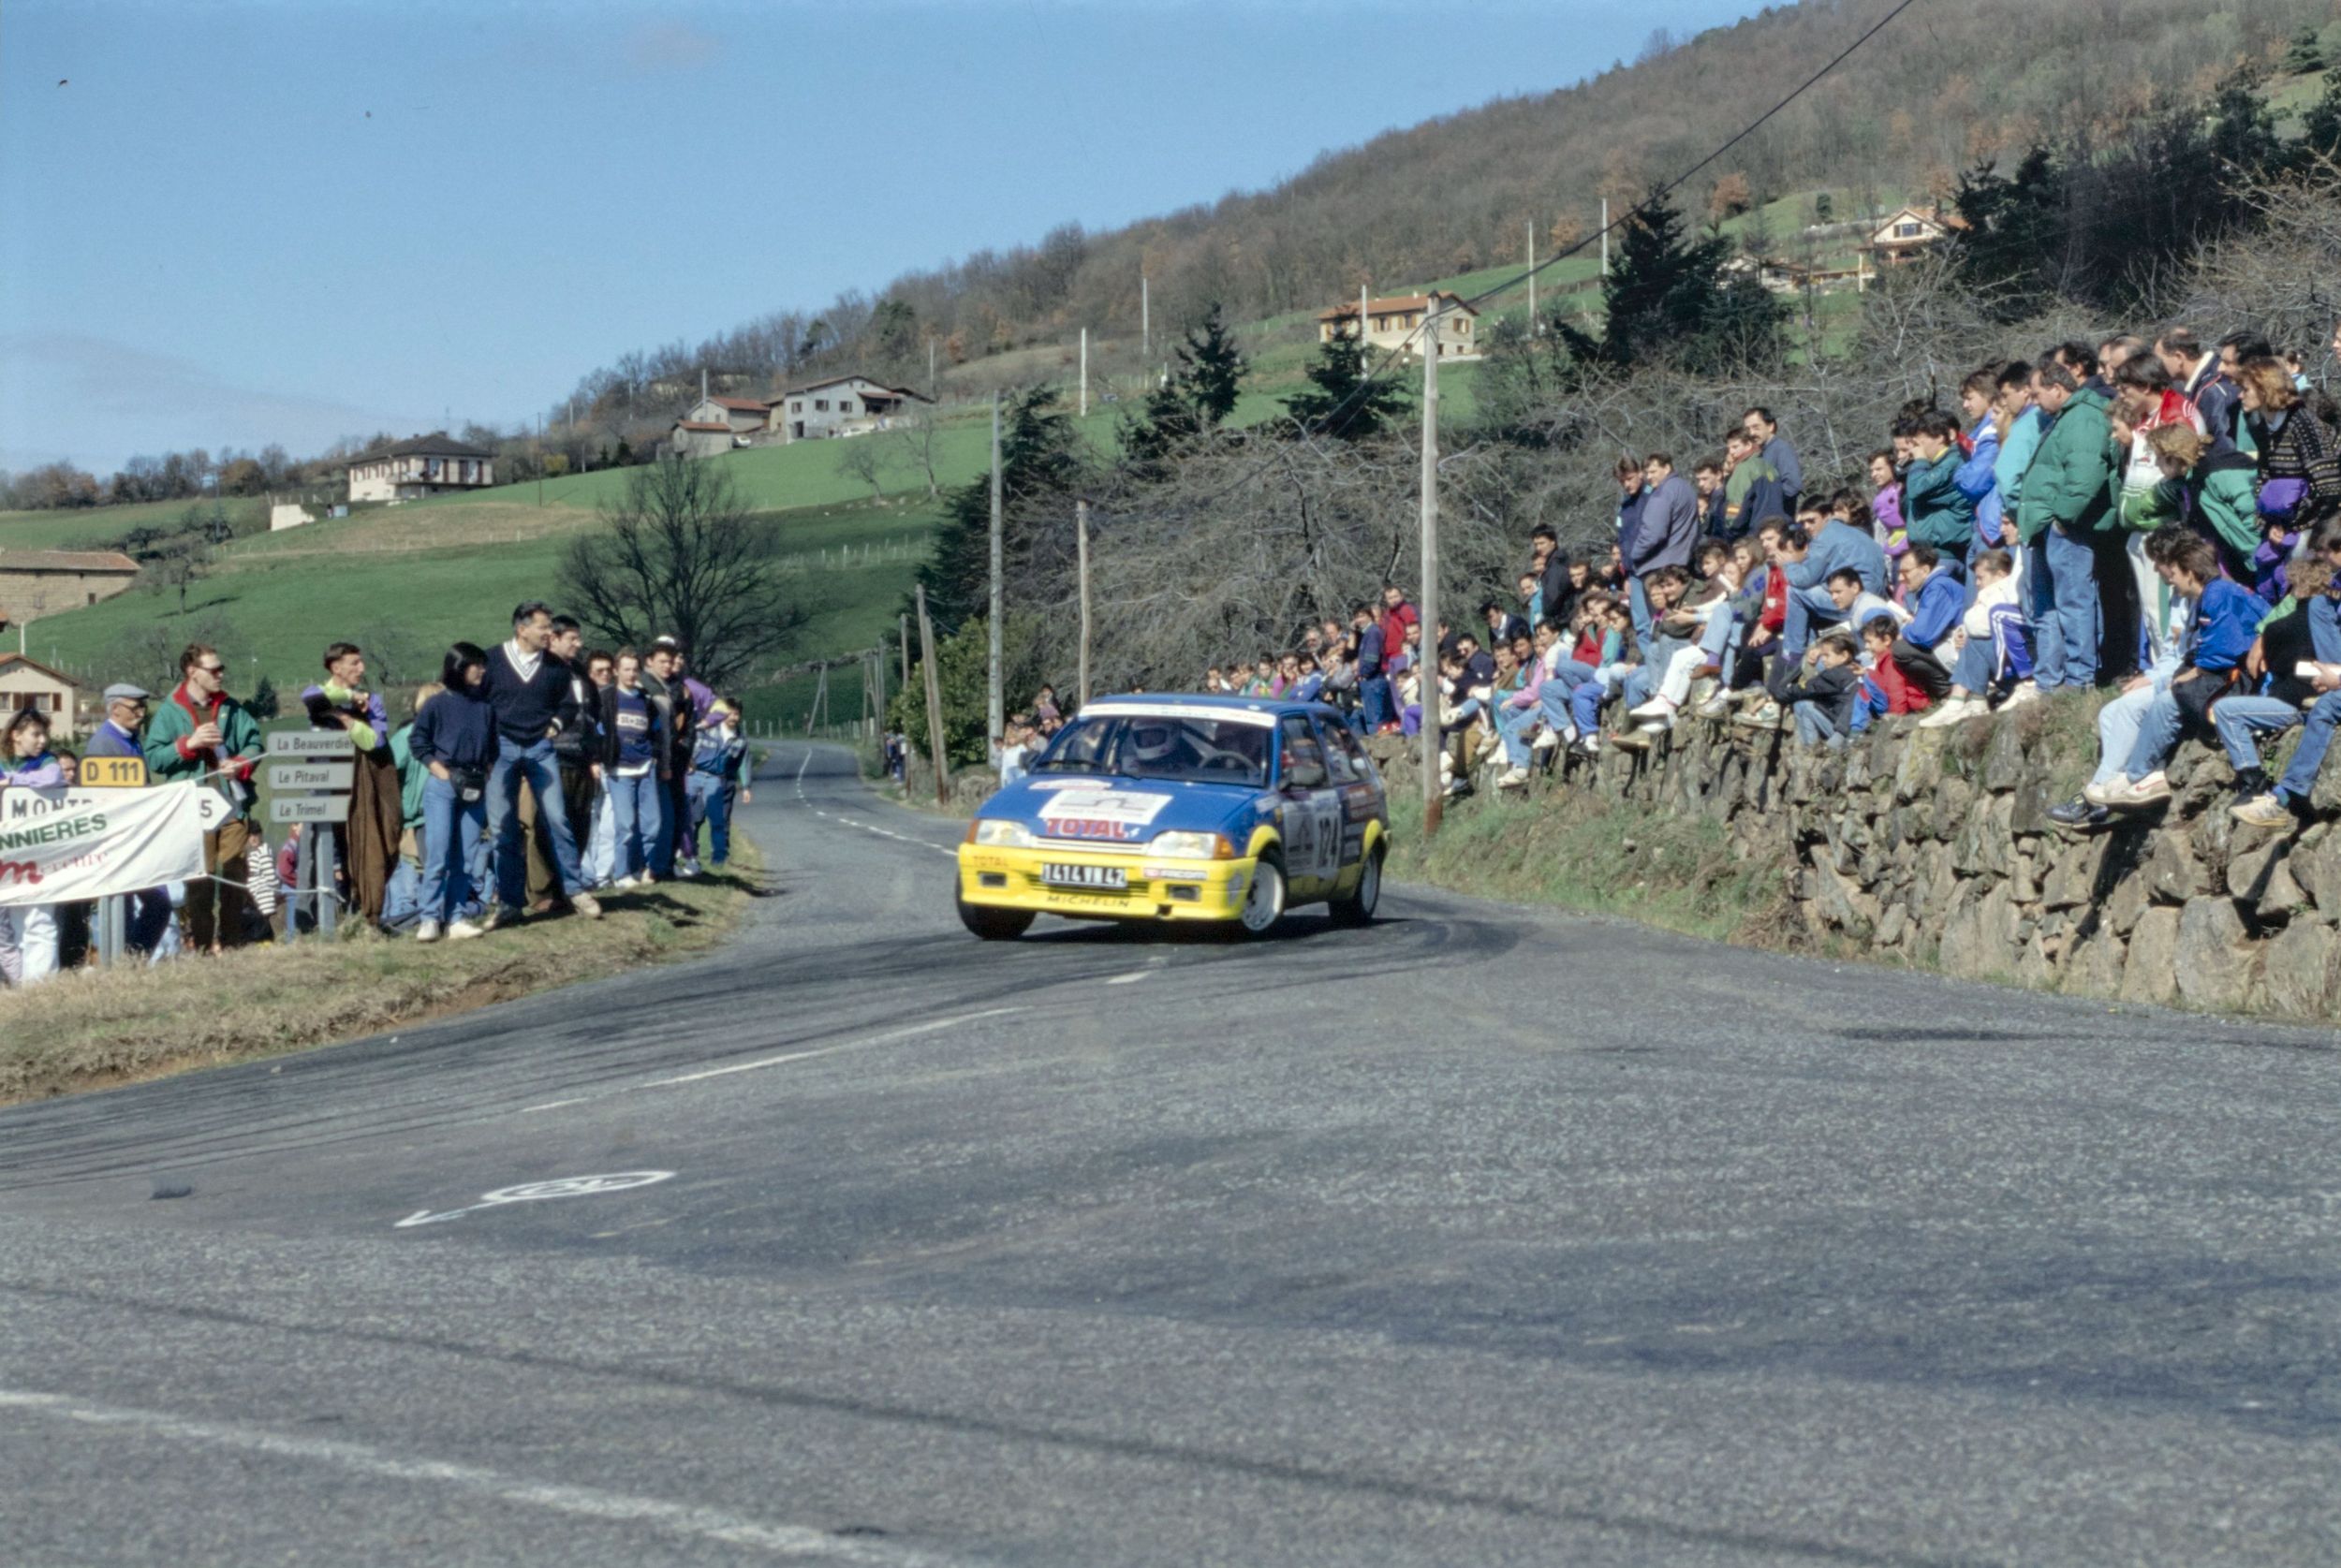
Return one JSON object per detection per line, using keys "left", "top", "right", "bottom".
{"left": 955, "top": 695, "right": 1391, "bottom": 940}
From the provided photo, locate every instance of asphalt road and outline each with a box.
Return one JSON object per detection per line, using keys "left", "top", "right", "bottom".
{"left": 4, "top": 742, "right": 2340, "bottom": 1567}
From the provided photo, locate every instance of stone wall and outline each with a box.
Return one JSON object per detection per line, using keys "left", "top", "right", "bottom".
{"left": 1369, "top": 708, "right": 2341, "bottom": 1023}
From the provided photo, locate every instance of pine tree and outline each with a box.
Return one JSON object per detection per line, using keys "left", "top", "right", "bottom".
{"left": 2302, "top": 66, "right": 2341, "bottom": 164}
{"left": 1120, "top": 302, "right": 1248, "bottom": 473}
{"left": 1595, "top": 187, "right": 1737, "bottom": 367}
{"left": 2284, "top": 25, "right": 2327, "bottom": 76}
{"left": 1281, "top": 333, "right": 1410, "bottom": 442}
{"left": 1949, "top": 147, "right": 2066, "bottom": 313}
{"left": 247, "top": 675, "right": 280, "bottom": 721}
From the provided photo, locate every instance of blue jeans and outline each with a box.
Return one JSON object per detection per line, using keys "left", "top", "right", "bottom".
{"left": 2089, "top": 678, "right": 2167, "bottom": 789}
{"left": 2033, "top": 525, "right": 2101, "bottom": 689}
{"left": 487, "top": 739, "right": 584, "bottom": 910}
{"left": 2121, "top": 690, "right": 2185, "bottom": 781}
{"left": 686, "top": 773, "right": 734, "bottom": 864}
{"left": 1628, "top": 575, "right": 1653, "bottom": 642}
{"left": 123, "top": 888, "right": 173, "bottom": 955}
{"left": 2211, "top": 696, "right": 2303, "bottom": 776}
{"left": 607, "top": 770, "right": 663, "bottom": 878}
{"left": 1782, "top": 583, "right": 1843, "bottom": 661}
{"left": 2278, "top": 691, "right": 2341, "bottom": 804}
{"left": 1360, "top": 675, "right": 1393, "bottom": 732}
{"left": 1794, "top": 703, "right": 1846, "bottom": 748}
{"left": 420, "top": 774, "right": 486, "bottom": 925}
{"left": 381, "top": 856, "right": 422, "bottom": 932}
{"left": 1495, "top": 702, "right": 1540, "bottom": 767}
{"left": 1952, "top": 636, "right": 1995, "bottom": 695}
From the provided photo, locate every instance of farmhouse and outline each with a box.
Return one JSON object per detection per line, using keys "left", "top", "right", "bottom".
{"left": 685, "top": 395, "right": 772, "bottom": 436}
{"left": 768, "top": 375, "right": 932, "bottom": 442}
{"left": 1867, "top": 205, "right": 1963, "bottom": 265}
{"left": 346, "top": 432, "right": 497, "bottom": 503}
{"left": 1315, "top": 291, "right": 1479, "bottom": 358}
{"left": 0, "top": 653, "right": 85, "bottom": 735}
{"left": 0, "top": 550, "right": 140, "bottom": 623}
{"left": 669, "top": 419, "right": 743, "bottom": 459}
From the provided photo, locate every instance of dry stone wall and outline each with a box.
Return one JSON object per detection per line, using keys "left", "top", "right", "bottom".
{"left": 1370, "top": 710, "right": 2341, "bottom": 1024}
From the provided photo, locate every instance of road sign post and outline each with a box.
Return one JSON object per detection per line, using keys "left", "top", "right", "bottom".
{"left": 267, "top": 729, "right": 354, "bottom": 942}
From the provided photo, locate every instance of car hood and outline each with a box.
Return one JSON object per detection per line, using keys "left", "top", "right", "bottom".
{"left": 978, "top": 774, "right": 1271, "bottom": 844}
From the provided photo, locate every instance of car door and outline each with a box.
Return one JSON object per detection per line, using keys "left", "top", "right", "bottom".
{"left": 1312, "top": 714, "right": 1374, "bottom": 887}
{"left": 1275, "top": 716, "right": 1343, "bottom": 896}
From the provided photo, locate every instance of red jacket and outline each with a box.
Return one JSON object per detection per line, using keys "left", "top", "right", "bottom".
{"left": 1869, "top": 651, "right": 1931, "bottom": 714}
{"left": 1379, "top": 599, "right": 1420, "bottom": 655}
{"left": 1759, "top": 565, "right": 1789, "bottom": 634}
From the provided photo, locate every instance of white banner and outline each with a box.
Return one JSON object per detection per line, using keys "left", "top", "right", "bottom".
{"left": 0, "top": 784, "right": 227, "bottom": 906}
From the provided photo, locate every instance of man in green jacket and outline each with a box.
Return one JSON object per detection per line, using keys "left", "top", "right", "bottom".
{"left": 2016, "top": 358, "right": 2115, "bottom": 690}
{"left": 1902, "top": 409, "right": 1978, "bottom": 566}
{"left": 145, "top": 641, "right": 265, "bottom": 951}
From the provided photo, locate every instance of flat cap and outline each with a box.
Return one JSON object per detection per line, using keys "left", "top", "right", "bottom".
{"left": 102, "top": 682, "right": 151, "bottom": 702}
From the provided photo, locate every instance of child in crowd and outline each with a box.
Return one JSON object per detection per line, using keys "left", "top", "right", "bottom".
{"left": 1781, "top": 627, "right": 1862, "bottom": 750}
{"left": 1917, "top": 550, "right": 2038, "bottom": 726}
{"left": 1851, "top": 614, "right": 1932, "bottom": 732}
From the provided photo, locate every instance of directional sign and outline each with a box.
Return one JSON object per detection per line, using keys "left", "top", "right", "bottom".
{"left": 267, "top": 760, "right": 353, "bottom": 792}
{"left": 270, "top": 794, "right": 351, "bottom": 824}
{"left": 78, "top": 755, "right": 148, "bottom": 788}
{"left": 265, "top": 729, "right": 354, "bottom": 757}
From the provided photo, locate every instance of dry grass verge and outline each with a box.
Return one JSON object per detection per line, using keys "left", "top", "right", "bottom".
{"left": 0, "top": 839, "right": 764, "bottom": 1105}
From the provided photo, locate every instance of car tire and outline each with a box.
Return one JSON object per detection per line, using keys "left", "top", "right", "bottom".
{"left": 956, "top": 895, "right": 1034, "bottom": 941}
{"left": 1327, "top": 843, "right": 1383, "bottom": 927}
{"left": 1231, "top": 851, "right": 1287, "bottom": 939}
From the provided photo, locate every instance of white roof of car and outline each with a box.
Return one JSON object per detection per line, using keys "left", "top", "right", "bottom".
{"left": 1080, "top": 700, "right": 1278, "bottom": 727}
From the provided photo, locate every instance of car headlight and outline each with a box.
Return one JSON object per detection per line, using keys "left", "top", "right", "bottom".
{"left": 1148, "top": 830, "right": 1237, "bottom": 859}
{"left": 968, "top": 819, "right": 1037, "bottom": 847}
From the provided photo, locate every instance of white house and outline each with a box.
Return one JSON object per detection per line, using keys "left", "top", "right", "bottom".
{"left": 768, "top": 375, "right": 932, "bottom": 442}
{"left": 1867, "top": 205, "right": 1962, "bottom": 265}
{"left": 346, "top": 433, "right": 496, "bottom": 504}
{"left": 685, "top": 395, "right": 773, "bottom": 436}
{"left": 1315, "top": 291, "right": 1479, "bottom": 359}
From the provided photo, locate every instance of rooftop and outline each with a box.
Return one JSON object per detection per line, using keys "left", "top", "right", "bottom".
{"left": 346, "top": 432, "right": 496, "bottom": 465}
{"left": 0, "top": 550, "right": 140, "bottom": 574}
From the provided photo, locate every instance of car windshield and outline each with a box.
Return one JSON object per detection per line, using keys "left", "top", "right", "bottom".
{"left": 1029, "top": 713, "right": 1272, "bottom": 786}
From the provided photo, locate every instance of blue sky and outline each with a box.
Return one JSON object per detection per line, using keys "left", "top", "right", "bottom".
{"left": 0, "top": 0, "right": 1767, "bottom": 477}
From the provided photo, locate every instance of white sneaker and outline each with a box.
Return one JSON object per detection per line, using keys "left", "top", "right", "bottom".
{"left": 2121, "top": 769, "right": 2172, "bottom": 806}
{"left": 445, "top": 918, "right": 485, "bottom": 941}
{"left": 570, "top": 891, "right": 604, "bottom": 920}
{"left": 614, "top": 875, "right": 639, "bottom": 889}
{"left": 1496, "top": 766, "right": 1530, "bottom": 788}
{"left": 1917, "top": 697, "right": 1974, "bottom": 729}
{"left": 1628, "top": 696, "right": 1675, "bottom": 721}
{"left": 414, "top": 919, "right": 441, "bottom": 944}
{"left": 1531, "top": 729, "right": 1562, "bottom": 755}
{"left": 1695, "top": 694, "right": 1731, "bottom": 720}
{"left": 1998, "top": 681, "right": 2042, "bottom": 709}
{"left": 680, "top": 860, "right": 703, "bottom": 879}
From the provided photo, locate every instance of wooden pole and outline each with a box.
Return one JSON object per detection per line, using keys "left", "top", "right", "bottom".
{"left": 1527, "top": 222, "right": 1536, "bottom": 332}
{"left": 871, "top": 641, "right": 886, "bottom": 739}
{"left": 1420, "top": 300, "right": 1443, "bottom": 838}
{"left": 916, "top": 583, "right": 950, "bottom": 804}
{"left": 1075, "top": 499, "right": 1092, "bottom": 708}
{"left": 899, "top": 611, "right": 911, "bottom": 692}
{"left": 987, "top": 390, "right": 1004, "bottom": 760}
{"left": 1141, "top": 272, "right": 1149, "bottom": 359}
{"left": 1079, "top": 327, "right": 1088, "bottom": 419}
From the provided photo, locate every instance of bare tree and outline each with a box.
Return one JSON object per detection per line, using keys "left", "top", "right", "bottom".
{"left": 889, "top": 403, "right": 946, "bottom": 499}
{"left": 558, "top": 453, "right": 807, "bottom": 691}
{"left": 834, "top": 435, "right": 890, "bottom": 502}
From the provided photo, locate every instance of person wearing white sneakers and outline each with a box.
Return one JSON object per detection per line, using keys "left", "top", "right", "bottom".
{"left": 2083, "top": 534, "right": 2262, "bottom": 810}
{"left": 1919, "top": 549, "right": 2037, "bottom": 727}
{"left": 410, "top": 642, "right": 498, "bottom": 944}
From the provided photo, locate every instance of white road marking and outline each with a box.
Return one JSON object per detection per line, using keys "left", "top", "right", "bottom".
{"left": 395, "top": 1171, "right": 675, "bottom": 1228}
{"left": 791, "top": 747, "right": 955, "bottom": 857}
{"left": 1103, "top": 971, "right": 1151, "bottom": 986}
{"left": 520, "top": 1008, "right": 1024, "bottom": 1114}
{"left": 0, "top": 1390, "right": 966, "bottom": 1565}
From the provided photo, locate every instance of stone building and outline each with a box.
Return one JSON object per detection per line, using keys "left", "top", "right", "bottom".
{"left": 0, "top": 550, "right": 140, "bottom": 624}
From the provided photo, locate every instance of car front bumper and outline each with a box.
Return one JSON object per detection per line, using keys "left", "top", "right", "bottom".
{"left": 956, "top": 843, "right": 1259, "bottom": 923}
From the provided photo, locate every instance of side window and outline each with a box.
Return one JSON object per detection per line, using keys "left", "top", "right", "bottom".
{"left": 1317, "top": 717, "right": 1360, "bottom": 784}
{"left": 1329, "top": 724, "right": 1376, "bottom": 783}
{"left": 1279, "top": 717, "right": 1327, "bottom": 788}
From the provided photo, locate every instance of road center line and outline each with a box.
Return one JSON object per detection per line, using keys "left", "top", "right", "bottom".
{"left": 0, "top": 1389, "right": 966, "bottom": 1566}
{"left": 521, "top": 1008, "right": 1023, "bottom": 1112}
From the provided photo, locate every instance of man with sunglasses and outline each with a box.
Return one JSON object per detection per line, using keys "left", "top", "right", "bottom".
{"left": 145, "top": 644, "right": 264, "bottom": 952}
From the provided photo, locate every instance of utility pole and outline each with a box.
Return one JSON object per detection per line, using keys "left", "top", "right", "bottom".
{"left": 916, "top": 583, "right": 950, "bottom": 804}
{"left": 1079, "top": 327, "right": 1088, "bottom": 418}
{"left": 870, "top": 641, "right": 885, "bottom": 741}
{"left": 1360, "top": 281, "right": 1369, "bottom": 349}
{"left": 987, "top": 391, "right": 1004, "bottom": 762}
{"left": 929, "top": 338, "right": 937, "bottom": 399}
{"left": 1419, "top": 299, "right": 1443, "bottom": 838}
{"left": 1075, "top": 499, "right": 1092, "bottom": 708}
{"left": 1141, "top": 273, "right": 1150, "bottom": 360}
{"left": 535, "top": 415, "right": 543, "bottom": 507}
{"left": 1527, "top": 222, "right": 1536, "bottom": 332}
{"left": 1601, "top": 198, "right": 1611, "bottom": 276}
{"left": 899, "top": 611, "right": 911, "bottom": 692}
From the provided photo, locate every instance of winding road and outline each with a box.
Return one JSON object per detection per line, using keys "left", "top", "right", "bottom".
{"left": 3, "top": 743, "right": 2338, "bottom": 1566}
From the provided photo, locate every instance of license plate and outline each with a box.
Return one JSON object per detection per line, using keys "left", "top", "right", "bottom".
{"left": 1042, "top": 862, "right": 1127, "bottom": 890}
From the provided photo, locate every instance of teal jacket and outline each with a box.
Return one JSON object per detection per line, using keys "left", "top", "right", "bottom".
{"left": 2016, "top": 385, "right": 2116, "bottom": 542}
{"left": 1902, "top": 448, "right": 1976, "bottom": 552}
{"left": 2188, "top": 451, "right": 2261, "bottom": 561}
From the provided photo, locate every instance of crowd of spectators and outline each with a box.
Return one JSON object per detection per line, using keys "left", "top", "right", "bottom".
{"left": 1193, "top": 326, "right": 2341, "bottom": 828}
{"left": 0, "top": 601, "right": 756, "bottom": 986}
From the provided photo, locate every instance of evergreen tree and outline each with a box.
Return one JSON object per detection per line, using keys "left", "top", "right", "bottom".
{"left": 1281, "top": 333, "right": 1410, "bottom": 441}
{"left": 914, "top": 386, "right": 1083, "bottom": 630}
{"left": 1950, "top": 147, "right": 2067, "bottom": 313}
{"left": 247, "top": 675, "right": 280, "bottom": 721}
{"left": 2302, "top": 66, "right": 2341, "bottom": 164}
{"left": 1120, "top": 303, "right": 1247, "bottom": 473}
{"left": 1595, "top": 188, "right": 1737, "bottom": 367}
{"left": 2284, "top": 25, "right": 2327, "bottom": 76}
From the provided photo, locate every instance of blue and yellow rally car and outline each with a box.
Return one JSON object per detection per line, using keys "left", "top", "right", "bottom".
{"left": 956, "top": 694, "right": 1391, "bottom": 939}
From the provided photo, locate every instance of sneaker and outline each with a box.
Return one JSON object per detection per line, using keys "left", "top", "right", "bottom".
{"left": 2047, "top": 795, "right": 2112, "bottom": 831}
{"left": 613, "top": 874, "right": 640, "bottom": 890}
{"left": 680, "top": 859, "right": 704, "bottom": 879}
{"left": 1611, "top": 727, "right": 1653, "bottom": 753}
{"left": 1731, "top": 701, "right": 1782, "bottom": 730}
{"left": 445, "top": 918, "right": 486, "bottom": 941}
{"left": 1531, "top": 729, "right": 1562, "bottom": 755}
{"left": 1917, "top": 697, "right": 1976, "bottom": 730}
{"left": 479, "top": 906, "right": 511, "bottom": 932}
{"left": 1574, "top": 736, "right": 1602, "bottom": 756}
{"left": 414, "top": 918, "right": 441, "bottom": 944}
{"left": 2120, "top": 769, "right": 2171, "bottom": 807}
{"left": 1496, "top": 766, "right": 1530, "bottom": 788}
{"left": 2230, "top": 792, "right": 2299, "bottom": 830}
{"left": 1628, "top": 696, "right": 1675, "bottom": 722}
{"left": 1695, "top": 694, "right": 1731, "bottom": 720}
{"left": 570, "top": 891, "right": 604, "bottom": 920}
{"left": 1998, "top": 680, "right": 2042, "bottom": 709}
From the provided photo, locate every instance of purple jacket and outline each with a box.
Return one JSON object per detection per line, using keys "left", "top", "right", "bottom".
{"left": 0, "top": 750, "right": 66, "bottom": 788}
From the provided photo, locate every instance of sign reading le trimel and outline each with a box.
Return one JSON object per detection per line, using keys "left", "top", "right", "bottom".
{"left": 267, "top": 727, "right": 354, "bottom": 824}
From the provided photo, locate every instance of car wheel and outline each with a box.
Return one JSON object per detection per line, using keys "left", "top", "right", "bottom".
{"left": 956, "top": 894, "right": 1034, "bottom": 941}
{"left": 1233, "top": 851, "right": 1287, "bottom": 938}
{"left": 1327, "top": 844, "right": 1383, "bottom": 927}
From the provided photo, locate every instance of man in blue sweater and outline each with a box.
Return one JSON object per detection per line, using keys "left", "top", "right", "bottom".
{"left": 1773, "top": 508, "right": 1889, "bottom": 660}
{"left": 1744, "top": 406, "right": 1802, "bottom": 514}
{"left": 1890, "top": 544, "right": 1964, "bottom": 702}
{"left": 481, "top": 601, "right": 600, "bottom": 925}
